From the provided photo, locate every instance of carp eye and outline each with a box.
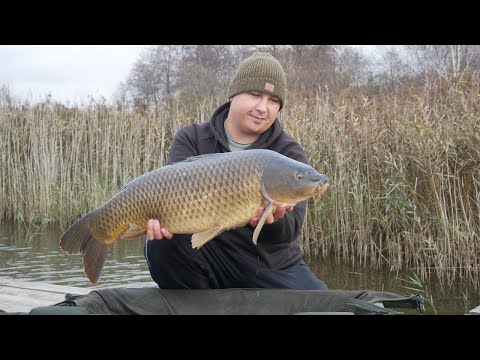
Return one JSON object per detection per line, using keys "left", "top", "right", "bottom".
{"left": 296, "top": 173, "right": 303, "bottom": 180}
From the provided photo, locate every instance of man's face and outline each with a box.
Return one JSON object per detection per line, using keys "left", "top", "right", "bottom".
{"left": 229, "top": 91, "right": 281, "bottom": 137}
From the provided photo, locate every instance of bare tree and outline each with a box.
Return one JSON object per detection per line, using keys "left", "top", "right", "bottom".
{"left": 121, "top": 45, "right": 182, "bottom": 111}
{"left": 177, "top": 45, "right": 237, "bottom": 102}
{"left": 252, "top": 45, "right": 289, "bottom": 58}
{"left": 0, "top": 84, "right": 14, "bottom": 108}
{"left": 406, "top": 45, "right": 480, "bottom": 88}
{"left": 376, "top": 47, "right": 409, "bottom": 91}
{"left": 333, "top": 46, "right": 372, "bottom": 89}
{"left": 282, "top": 45, "right": 337, "bottom": 95}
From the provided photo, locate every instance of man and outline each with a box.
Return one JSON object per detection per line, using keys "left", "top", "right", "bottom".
{"left": 144, "top": 52, "right": 327, "bottom": 290}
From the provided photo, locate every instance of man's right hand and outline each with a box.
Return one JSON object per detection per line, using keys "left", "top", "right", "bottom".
{"left": 146, "top": 219, "right": 174, "bottom": 240}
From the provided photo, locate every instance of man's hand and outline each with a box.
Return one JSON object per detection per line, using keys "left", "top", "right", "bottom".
{"left": 249, "top": 206, "right": 294, "bottom": 227}
{"left": 146, "top": 219, "right": 174, "bottom": 240}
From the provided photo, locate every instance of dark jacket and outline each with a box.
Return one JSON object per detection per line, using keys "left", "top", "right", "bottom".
{"left": 167, "top": 101, "right": 308, "bottom": 270}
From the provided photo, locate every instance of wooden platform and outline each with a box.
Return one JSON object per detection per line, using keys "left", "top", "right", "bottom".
{"left": 0, "top": 278, "right": 91, "bottom": 313}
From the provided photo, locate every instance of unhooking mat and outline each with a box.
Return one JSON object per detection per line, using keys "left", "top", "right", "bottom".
{"left": 23, "top": 287, "right": 425, "bottom": 315}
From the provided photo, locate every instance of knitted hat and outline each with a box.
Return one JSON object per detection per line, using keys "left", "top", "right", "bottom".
{"left": 228, "top": 52, "right": 287, "bottom": 109}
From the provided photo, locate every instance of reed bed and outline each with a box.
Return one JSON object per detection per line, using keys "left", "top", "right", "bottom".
{"left": 1, "top": 87, "right": 479, "bottom": 286}
{"left": 284, "top": 87, "right": 480, "bottom": 286}
{"left": 0, "top": 98, "right": 203, "bottom": 229}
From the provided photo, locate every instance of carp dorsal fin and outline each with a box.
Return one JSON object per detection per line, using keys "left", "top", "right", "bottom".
{"left": 191, "top": 226, "right": 225, "bottom": 249}
{"left": 252, "top": 201, "right": 274, "bottom": 245}
{"left": 122, "top": 224, "right": 147, "bottom": 240}
{"left": 179, "top": 153, "right": 223, "bottom": 164}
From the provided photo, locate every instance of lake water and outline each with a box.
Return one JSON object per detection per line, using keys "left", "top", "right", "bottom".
{"left": 1, "top": 223, "right": 478, "bottom": 314}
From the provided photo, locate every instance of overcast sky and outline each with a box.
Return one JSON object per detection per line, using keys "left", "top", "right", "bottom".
{"left": 0, "top": 45, "right": 388, "bottom": 105}
{"left": 0, "top": 45, "right": 147, "bottom": 104}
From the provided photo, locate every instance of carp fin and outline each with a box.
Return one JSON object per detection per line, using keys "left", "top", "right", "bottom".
{"left": 191, "top": 226, "right": 224, "bottom": 249}
{"left": 122, "top": 224, "right": 147, "bottom": 240}
{"left": 252, "top": 201, "right": 274, "bottom": 245}
{"left": 59, "top": 210, "right": 110, "bottom": 284}
{"left": 182, "top": 153, "right": 224, "bottom": 163}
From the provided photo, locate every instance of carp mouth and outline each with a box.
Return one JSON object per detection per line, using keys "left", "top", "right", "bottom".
{"left": 314, "top": 183, "right": 330, "bottom": 201}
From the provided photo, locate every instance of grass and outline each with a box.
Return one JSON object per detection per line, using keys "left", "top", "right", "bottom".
{"left": 399, "top": 271, "right": 437, "bottom": 314}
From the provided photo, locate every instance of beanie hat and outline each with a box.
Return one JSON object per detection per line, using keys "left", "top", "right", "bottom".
{"left": 227, "top": 52, "right": 287, "bottom": 109}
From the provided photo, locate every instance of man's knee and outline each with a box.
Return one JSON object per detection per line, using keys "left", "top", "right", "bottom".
{"left": 144, "top": 237, "right": 213, "bottom": 289}
{"left": 297, "top": 265, "right": 328, "bottom": 290}
{"left": 258, "top": 263, "right": 328, "bottom": 290}
{"left": 144, "top": 237, "right": 175, "bottom": 270}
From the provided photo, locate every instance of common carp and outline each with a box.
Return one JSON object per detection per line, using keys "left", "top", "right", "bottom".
{"left": 60, "top": 149, "right": 329, "bottom": 283}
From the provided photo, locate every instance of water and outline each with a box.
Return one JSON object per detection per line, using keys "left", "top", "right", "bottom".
{"left": 0, "top": 224, "right": 155, "bottom": 289}
{"left": 1, "top": 223, "right": 478, "bottom": 314}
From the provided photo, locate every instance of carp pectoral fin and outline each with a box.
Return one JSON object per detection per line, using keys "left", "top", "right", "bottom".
{"left": 252, "top": 201, "right": 274, "bottom": 245}
{"left": 122, "top": 224, "right": 147, "bottom": 240}
{"left": 191, "top": 226, "right": 224, "bottom": 249}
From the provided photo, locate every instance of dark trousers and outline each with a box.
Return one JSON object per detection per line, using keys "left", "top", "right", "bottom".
{"left": 144, "top": 235, "right": 328, "bottom": 290}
